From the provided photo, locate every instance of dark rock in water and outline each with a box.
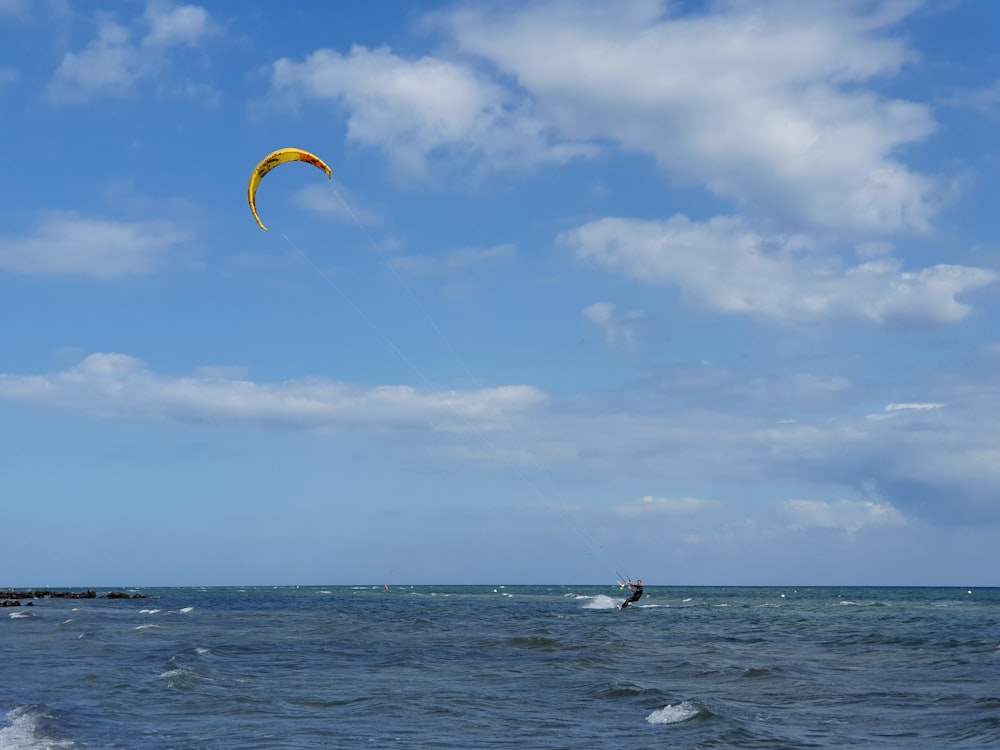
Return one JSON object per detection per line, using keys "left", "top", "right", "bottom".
{"left": 2, "top": 588, "right": 145, "bottom": 600}
{"left": 104, "top": 591, "right": 148, "bottom": 599}
{"left": 54, "top": 589, "right": 98, "bottom": 599}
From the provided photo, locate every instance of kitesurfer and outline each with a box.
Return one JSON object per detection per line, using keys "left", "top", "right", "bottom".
{"left": 619, "top": 579, "right": 643, "bottom": 609}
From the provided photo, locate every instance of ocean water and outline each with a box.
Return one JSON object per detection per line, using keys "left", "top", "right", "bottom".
{"left": 2, "top": 585, "right": 999, "bottom": 749}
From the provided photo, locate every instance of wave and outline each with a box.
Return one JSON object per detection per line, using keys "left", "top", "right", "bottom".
{"left": 646, "top": 700, "right": 703, "bottom": 725}
{"left": 741, "top": 666, "right": 781, "bottom": 679}
{"left": 0, "top": 706, "right": 76, "bottom": 749}
{"left": 582, "top": 595, "right": 619, "bottom": 610}
{"left": 158, "top": 666, "right": 207, "bottom": 690}
{"left": 594, "top": 681, "right": 668, "bottom": 701}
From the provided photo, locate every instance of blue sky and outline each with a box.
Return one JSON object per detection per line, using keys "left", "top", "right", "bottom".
{"left": 1, "top": 0, "right": 998, "bottom": 587}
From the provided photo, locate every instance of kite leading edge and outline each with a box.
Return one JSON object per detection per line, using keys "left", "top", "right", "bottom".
{"left": 248, "top": 148, "right": 332, "bottom": 231}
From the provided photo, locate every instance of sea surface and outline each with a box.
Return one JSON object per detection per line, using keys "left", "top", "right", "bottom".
{"left": 2, "top": 585, "right": 999, "bottom": 749}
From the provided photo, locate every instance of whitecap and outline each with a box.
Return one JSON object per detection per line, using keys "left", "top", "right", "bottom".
{"left": 8, "top": 611, "right": 31, "bottom": 619}
{"left": 179, "top": 606, "right": 194, "bottom": 613}
{"left": 134, "top": 623, "right": 163, "bottom": 631}
{"left": 583, "top": 595, "right": 619, "bottom": 610}
{"left": 158, "top": 667, "right": 197, "bottom": 688}
{"left": 139, "top": 608, "right": 161, "bottom": 614}
{"left": 647, "top": 701, "right": 701, "bottom": 725}
{"left": 1, "top": 706, "right": 76, "bottom": 749}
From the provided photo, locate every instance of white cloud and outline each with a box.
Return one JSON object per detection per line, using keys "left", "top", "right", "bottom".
{"left": 3, "top": 349, "right": 1000, "bottom": 523}
{"left": 438, "top": 0, "right": 938, "bottom": 234}
{"left": 265, "top": 1, "right": 944, "bottom": 231}
{"left": 47, "top": 1, "right": 216, "bottom": 103}
{"left": 143, "top": 0, "right": 211, "bottom": 48}
{"left": 561, "top": 214, "right": 995, "bottom": 326}
{"left": 582, "top": 301, "right": 645, "bottom": 352}
{"left": 782, "top": 498, "right": 906, "bottom": 534}
{"left": 0, "top": 353, "right": 547, "bottom": 434}
{"left": 761, "top": 393, "right": 1000, "bottom": 523}
{"left": 49, "top": 21, "right": 136, "bottom": 101}
{"left": 866, "top": 402, "right": 944, "bottom": 421}
{"left": 615, "top": 494, "right": 716, "bottom": 518}
{"left": 885, "top": 402, "right": 943, "bottom": 412}
{"left": 0, "top": 211, "right": 188, "bottom": 278}
{"left": 271, "top": 45, "right": 596, "bottom": 181}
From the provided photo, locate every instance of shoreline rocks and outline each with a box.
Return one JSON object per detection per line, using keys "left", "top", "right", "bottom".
{"left": 2, "top": 589, "right": 147, "bottom": 605}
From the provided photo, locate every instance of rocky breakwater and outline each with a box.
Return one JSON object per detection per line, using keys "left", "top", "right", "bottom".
{"left": 2, "top": 589, "right": 147, "bottom": 606}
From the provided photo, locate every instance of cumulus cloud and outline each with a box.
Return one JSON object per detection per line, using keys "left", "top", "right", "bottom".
{"left": 433, "top": 0, "right": 938, "bottom": 233}
{"left": 143, "top": 1, "right": 211, "bottom": 47}
{"left": 0, "top": 211, "right": 188, "bottom": 278}
{"left": 264, "top": 0, "right": 953, "bottom": 239}
{"left": 47, "top": 1, "right": 217, "bottom": 103}
{"left": 271, "top": 45, "right": 596, "bottom": 181}
{"left": 267, "top": 0, "right": 995, "bottom": 330}
{"left": 561, "top": 214, "right": 995, "bottom": 326}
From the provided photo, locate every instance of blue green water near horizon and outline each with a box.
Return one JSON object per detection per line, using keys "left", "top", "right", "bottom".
{"left": 3, "top": 585, "right": 999, "bottom": 748}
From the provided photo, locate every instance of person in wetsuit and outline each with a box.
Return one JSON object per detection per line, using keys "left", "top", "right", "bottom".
{"left": 619, "top": 579, "right": 643, "bottom": 609}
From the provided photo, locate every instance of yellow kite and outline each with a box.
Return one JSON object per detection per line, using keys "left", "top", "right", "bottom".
{"left": 247, "top": 148, "right": 332, "bottom": 231}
